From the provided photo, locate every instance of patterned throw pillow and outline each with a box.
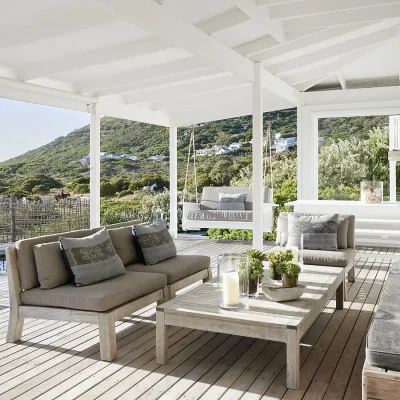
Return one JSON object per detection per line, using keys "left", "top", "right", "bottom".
{"left": 132, "top": 221, "right": 177, "bottom": 265}
{"left": 287, "top": 214, "right": 339, "bottom": 251}
{"left": 217, "top": 193, "right": 247, "bottom": 211}
{"left": 59, "top": 228, "right": 126, "bottom": 287}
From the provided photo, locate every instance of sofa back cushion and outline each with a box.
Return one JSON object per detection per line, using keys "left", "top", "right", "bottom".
{"left": 16, "top": 227, "right": 101, "bottom": 290}
{"left": 34, "top": 242, "right": 71, "bottom": 289}
{"left": 108, "top": 225, "right": 137, "bottom": 266}
{"left": 104, "top": 220, "right": 141, "bottom": 230}
{"left": 217, "top": 193, "right": 247, "bottom": 211}
{"left": 60, "top": 228, "right": 126, "bottom": 287}
{"left": 201, "top": 186, "right": 272, "bottom": 210}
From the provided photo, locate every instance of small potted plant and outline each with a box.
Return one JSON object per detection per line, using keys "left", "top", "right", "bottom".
{"left": 266, "top": 249, "right": 294, "bottom": 280}
{"left": 243, "top": 249, "right": 267, "bottom": 296}
{"left": 277, "top": 262, "right": 302, "bottom": 288}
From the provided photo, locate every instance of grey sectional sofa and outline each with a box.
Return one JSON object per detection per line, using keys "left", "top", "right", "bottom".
{"left": 362, "top": 263, "right": 400, "bottom": 400}
{"left": 6, "top": 221, "right": 211, "bottom": 361}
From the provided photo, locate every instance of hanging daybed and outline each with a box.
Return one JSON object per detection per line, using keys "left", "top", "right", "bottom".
{"left": 182, "top": 186, "right": 277, "bottom": 232}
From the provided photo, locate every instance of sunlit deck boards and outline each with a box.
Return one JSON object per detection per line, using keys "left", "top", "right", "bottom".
{"left": 0, "top": 238, "right": 394, "bottom": 400}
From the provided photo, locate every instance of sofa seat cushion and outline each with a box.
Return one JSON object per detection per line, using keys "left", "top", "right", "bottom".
{"left": 21, "top": 271, "right": 167, "bottom": 312}
{"left": 303, "top": 248, "right": 355, "bottom": 268}
{"left": 186, "top": 209, "right": 253, "bottom": 222}
{"left": 125, "top": 255, "right": 210, "bottom": 285}
{"left": 366, "top": 266, "right": 400, "bottom": 371}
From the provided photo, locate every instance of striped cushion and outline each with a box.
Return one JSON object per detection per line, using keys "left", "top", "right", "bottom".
{"left": 217, "top": 192, "right": 247, "bottom": 211}
{"left": 60, "top": 228, "right": 126, "bottom": 287}
{"left": 133, "top": 221, "right": 177, "bottom": 265}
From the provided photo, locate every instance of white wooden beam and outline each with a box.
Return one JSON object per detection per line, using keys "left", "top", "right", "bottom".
{"left": 19, "top": 38, "right": 170, "bottom": 82}
{"left": 95, "top": 0, "right": 302, "bottom": 105}
{"left": 0, "top": 8, "right": 113, "bottom": 50}
{"left": 197, "top": 9, "right": 248, "bottom": 34}
{"left": 270, "top": 0, "right": 400, "bottom": 20}
{"left": 124, "top": 75, "right": 247, "bottom": 105}
{"left": 79, "top": 56, "right": 210, "bottom": 95}
{"left": 90, "top": 103, "right": 101, "bottom": 228}
{"left": 285, "top": 4, "right": 400, "bottom": 31}
{"left": 169, "top": 126, "right": 178, "bottom": 238}
{"left": 252, "top": 63, "right": 264, "bottom": 250}
{"left": 337, "top": 71, "right": 347, "bottom": 90}
{"left": 293, "top": 73, "right": 333, "bottom": 92}
{"left": 257, "top": 22, "right": 369, "bottom": 64}
{"left": 272, "top": 23, "right": 400, "bottom": 75}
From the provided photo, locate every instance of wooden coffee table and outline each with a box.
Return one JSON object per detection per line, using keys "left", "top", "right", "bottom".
{"left": 156, "top": 264, "right": 345, "bottom": 389}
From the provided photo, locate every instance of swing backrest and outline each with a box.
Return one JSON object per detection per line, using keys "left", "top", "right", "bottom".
{"left": 200, "top": 186, "right": 273, "bottom": 210}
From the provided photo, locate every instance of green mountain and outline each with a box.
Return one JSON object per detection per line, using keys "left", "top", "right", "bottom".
{"left": 0, "top": 109, "right": 389, "bottom": 197}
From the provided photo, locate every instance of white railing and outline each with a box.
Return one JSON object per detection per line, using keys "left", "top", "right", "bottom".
{"left": 389, "top": 115, "right": 400, "bottom": 151}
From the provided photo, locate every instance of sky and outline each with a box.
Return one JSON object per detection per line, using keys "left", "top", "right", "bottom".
{"left": 0, "top": 99, "right": 90, "bottom": 162}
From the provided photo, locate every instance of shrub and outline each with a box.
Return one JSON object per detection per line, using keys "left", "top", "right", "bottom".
{"left": 74, "top": 183, "right": 90, "bottom": 194}
{"left": 100, "top": 181, "right": 116, "bottom": 197}
{"left": 32, "top": 184, "right": 50, "bottom": 194}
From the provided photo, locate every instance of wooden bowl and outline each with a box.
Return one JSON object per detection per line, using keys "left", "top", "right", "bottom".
{"left": 261, "top": 281, "right": 306, "bottom": 302}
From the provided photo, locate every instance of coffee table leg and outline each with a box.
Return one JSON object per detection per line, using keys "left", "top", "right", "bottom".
{"left": 336, "top": 273, "right": 344, "bottom": 310}
{"left": 287, "top": 328, "right": 300, "bottom": 389}
{"left": 156, "top": 310, "right": 168, "bottom": 365}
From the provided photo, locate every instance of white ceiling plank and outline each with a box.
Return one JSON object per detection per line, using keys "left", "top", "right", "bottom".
{"left": 18, "top": 38, "right": 169, "bottom": 81}
{"left": 93, "top": 66, "right": 223, "bottom": 97}
{"left": 270, "top": 0, "right": 400, "bottom": 20}
{"left": 293, "top": 74, "right": 334, "bottom": 91}
{"left": 79, "top": 56, "right": 209, "bottom": 94}
{"left": 95, "top": 0, "right": 302, "bottom": 105}
{"left": 337, "top": 71, "right": 347, "bottom": 90}
{"left": 256, "top": 23, "right": 368, "bottom": 64}
{"left": 256, "top": 0, "right": 303, "bottom": 5}
{"left": 124, "top": 75, "right": 248, "bottom": 105}
{"left": 273, "top": 24, "right": 400, "bottom": 75}
{"left": 197, "top": 9, "right": 248, "bottom": 34}
{"left": 285, "top": 4, "right": 400, "bottom": 31}
{"left": 284, "top": 43, "right": 382, "bottom": 85}
{"left": 0, "top": 8, "right": 113, "bottom": 50}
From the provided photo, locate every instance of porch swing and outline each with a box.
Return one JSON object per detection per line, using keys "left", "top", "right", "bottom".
{"left": 181, "top": 123, "right": 277, "bottom": 232}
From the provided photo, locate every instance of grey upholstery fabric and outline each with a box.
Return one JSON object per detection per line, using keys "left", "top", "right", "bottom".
{"left": 303, "top": 248, "right": 355, "bottom": 268}
{"left": 133, "top": 221, "right": 177, "bottom": 265}
{"left": 200, "top": 186, "right": 272, "bottom": 210}
{"left": 34, "top": 242, "right": 71, "bottom": 289}
{"left": 217, "top": 192, "right": 247, "bottom": 211}
{"left": 126, "top": 254, "right": 210, "bottom": 284}
{"left": 108, "top": 225, "right": 137, "bottom": 266}
{"left": 337, "top": 218, "right": 349, "bottom": 249}
{"left": 303, "top": 233, "right": 338, "bottom": 251}
{"left": 366, "top": 264, "right": 400, "bottom": 371}
{"left": 21, "top": 271, "right": 167, "bottom": 312}
{"left": 16, "top": 227, "right": 101, "bottom": 290}
{"left": 287, "top": 214, "right": 339, "bottom": 249}
{"left": 104, "top": 220, "right": 141, "bottom": 229}
{"left": 60, "top": 228, "right": 126, "bottom": 287}
{"left": 186, "top": 209, "right": 253, "bottom": 221}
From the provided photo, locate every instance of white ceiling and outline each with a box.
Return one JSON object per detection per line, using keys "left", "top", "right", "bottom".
{"left": 1, "top": 0, "right": 400, "bottom": 126}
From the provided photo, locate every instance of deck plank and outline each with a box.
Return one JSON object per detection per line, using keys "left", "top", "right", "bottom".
{"left": 0, "top": 238, "right": 396, "bottom": 400}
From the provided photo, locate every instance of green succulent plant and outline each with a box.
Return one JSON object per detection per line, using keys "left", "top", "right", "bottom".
{"left": 276, "top": 262, "right": 301, "bottom": 276}
{"left": 243, "top": 249, "right": 267, "bottom": 279}
{"left": 266, "top": 249, "right": 294, "bottom": 264}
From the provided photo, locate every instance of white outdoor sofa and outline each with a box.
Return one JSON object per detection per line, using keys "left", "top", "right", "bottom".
{"left": 182, "top": 186, "right": 277, "bottom": 232}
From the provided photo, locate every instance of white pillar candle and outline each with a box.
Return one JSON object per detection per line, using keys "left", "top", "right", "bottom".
{"left": 223, "top": 272, "right": 240, "bottom": 306}
{"left": 287, "top": 246, "right": 298, "bottom": 262}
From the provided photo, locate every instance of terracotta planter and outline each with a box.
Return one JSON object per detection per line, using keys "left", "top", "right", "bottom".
{"left": 282, "top": 274, "right": 298, "bottom": 288}
{"left": 269, "top": 263, "right": 282, "bottom": 281}
{"left": 249, "top": 277, "right": 259, "bottom": 297}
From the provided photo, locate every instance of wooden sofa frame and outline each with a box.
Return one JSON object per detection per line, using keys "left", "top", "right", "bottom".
{"left": 362, "top": 360, "right": 400, "bottom": 400}
{"left": 6, "top": 247, "right": 212, "bottom": 361}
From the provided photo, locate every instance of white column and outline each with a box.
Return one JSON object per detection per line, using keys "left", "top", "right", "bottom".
{"left": 390, "top": 161, "right": 396, "bottom": 202}
{"left": 297, "top": 105, "right": 318, "bottom": 200}
{"left": 89, "top": 103, "right": 101, "bottom": 228}
{"left": 169, "top": 126, "right": 178, "bottom": 238}
{"left": 252, "top": 63, "right": 264, "bottom": 250}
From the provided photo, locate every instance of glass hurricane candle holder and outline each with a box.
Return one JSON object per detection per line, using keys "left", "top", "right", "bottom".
{"left": 217, "top": 253, "right": 249, "bottom": 310}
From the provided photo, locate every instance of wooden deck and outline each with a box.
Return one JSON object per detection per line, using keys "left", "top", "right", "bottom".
{"left": 0, "top": 239, "right": 395, "bottom": 400}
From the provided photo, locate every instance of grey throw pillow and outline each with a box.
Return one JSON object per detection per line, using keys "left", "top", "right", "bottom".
{"left": 303, "top": 233, "right": 338, "bottom": 251}
{"left": 133, "top": 220, "right": 177, "bottom": 265}
{"left": 217, "top": 193, "right": 247, "bottom": 211}
{"left": 60, "top": 228, "right": 126, "bottom": 287}
{"left": 287, "top": 214, "right": 339, "bottom": 250}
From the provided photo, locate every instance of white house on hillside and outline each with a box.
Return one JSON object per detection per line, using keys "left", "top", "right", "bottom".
{"left": 229, "top": 143, "right": 241, "bottom": 151}
{"left": 104, "top": 153, "right": 122, "bottom": 160}
{"left": 147, "top": 155, "right": 165, "bottom": 161}
{"left": 274, "top": 137, "right": 297, "bottom": 153}
{"left": 195, "top": 148, "right": 213, "bottom": 156}
{"left": 121, "top": 154, "right": 138, "bottom": 161}
{"left": 80, "top": 152, "right": 107, "bottom": 165}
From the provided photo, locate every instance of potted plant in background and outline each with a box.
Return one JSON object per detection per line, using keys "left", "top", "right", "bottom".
{"left": 277, "top": 262, "right": 302, "bottom": 288}
{"left": 243, "top": 249, "right": 267, "bottom": 296}
{"left": 266, "top": 249, "right": 294, "bottom": 280}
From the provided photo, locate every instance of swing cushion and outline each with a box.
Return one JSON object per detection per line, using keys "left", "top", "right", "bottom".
{"left": 186, "top": 209, "right": 253, "bottom": 222}
{"left": 217, "top": 192, "right": 247, "bottom": 211}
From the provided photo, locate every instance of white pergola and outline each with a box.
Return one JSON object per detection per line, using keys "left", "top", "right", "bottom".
{"left": 2, "top": 0, "right": 400, "bottom": 248}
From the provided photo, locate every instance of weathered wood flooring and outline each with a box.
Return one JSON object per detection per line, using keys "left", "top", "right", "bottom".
{"left": 0, "top": 239, "right": 395, "bottom": 400}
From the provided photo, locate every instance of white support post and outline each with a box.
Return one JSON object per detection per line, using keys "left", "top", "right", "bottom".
{"left": 90, "top": 103, "right": 101, "bottom": 228}
{"left": 297, "top": 106, "right": 319, "bottom": 200}
{"left": 390, "top": 161, "right": 397, "bottom": 202}
{"left": 252, "top": 63, "right": 264, "bottom": 250}
{"left": 169, "top": 126, "right": 178, "bottom": 238}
